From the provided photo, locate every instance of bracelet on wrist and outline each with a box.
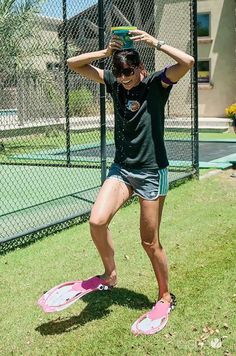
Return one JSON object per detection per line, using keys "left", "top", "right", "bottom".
{"left": 156, "top": 40, "right": 165, "bottom": 50}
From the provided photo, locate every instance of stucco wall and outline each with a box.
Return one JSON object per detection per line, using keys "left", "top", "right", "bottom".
{"left": 198, "top": 0, "right": 236, "bottom": 117}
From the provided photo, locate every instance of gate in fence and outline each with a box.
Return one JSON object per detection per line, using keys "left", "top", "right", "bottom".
{"left": 0, "top": 0, "right": 198, "bottom": 252}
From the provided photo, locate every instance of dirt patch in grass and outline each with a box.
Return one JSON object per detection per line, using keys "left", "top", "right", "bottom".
{"left": 218, "top": 168, "right": 236, "bottom": 185}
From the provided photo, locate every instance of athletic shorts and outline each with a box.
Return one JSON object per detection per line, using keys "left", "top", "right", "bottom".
{"left": 107, "top": 163, "right": 169, "bottom": 200}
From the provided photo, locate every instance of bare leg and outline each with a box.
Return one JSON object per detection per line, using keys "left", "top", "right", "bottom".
{"left": 89, "top": 178, "right": 133, "bottom": 286}
{"left": 139, "top": 196, "right": 171, "bottom": 302}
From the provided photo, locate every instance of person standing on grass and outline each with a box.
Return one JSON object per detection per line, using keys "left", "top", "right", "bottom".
{"left": 67, "top": 29, "right": 194, "bottom": 335}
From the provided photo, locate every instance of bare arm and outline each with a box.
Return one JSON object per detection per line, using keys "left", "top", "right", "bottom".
{"left": 156, "top": 44, "right": 195, "bottom": 83}
{"left": 129, "top": 29, "right": 195, "bottom": 85}
{"left": 67, "top": 50, "right": 108, "bottom": 84}
{"left": 67, "top": 37, "right": 123, "bottom": 84}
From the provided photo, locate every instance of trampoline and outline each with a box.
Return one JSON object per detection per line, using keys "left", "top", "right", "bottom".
{"left": 199, "top": 141, "right": 236, "bottom": 162}
{"left": 69, "top": 140, "right": 236, "bottom": 163}
{"left": 12, "top": 139, "right": 236, "bottom": 169}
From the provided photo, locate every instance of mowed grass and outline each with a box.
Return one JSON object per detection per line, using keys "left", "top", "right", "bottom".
{"left": 0, "top": 170, "right": 236, "bottom": 355}
{"left": 199, "top": 132, "right": 236, "bottom": 141}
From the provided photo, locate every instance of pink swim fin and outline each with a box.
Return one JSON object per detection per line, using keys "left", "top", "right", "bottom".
{"left": 38, "top": 275, "right": 113, "bottom": 313}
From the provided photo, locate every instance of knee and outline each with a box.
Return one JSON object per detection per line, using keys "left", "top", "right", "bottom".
{"left": 89, "top": 215, "right": 108, "bottom": 230}
{"left": 141, "top": 238, "right": 162, "bottom": 253}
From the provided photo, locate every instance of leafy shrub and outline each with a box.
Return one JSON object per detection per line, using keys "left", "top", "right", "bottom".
{"left": 225, "top": 103, "right": 236, "bottom": 119}
{"left": 69, "top": 88, "right": 95, "bottom": 116}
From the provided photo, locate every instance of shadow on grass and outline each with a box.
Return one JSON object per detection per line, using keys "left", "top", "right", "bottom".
{"left": 36, "top": 287, "right": 153, "bottom": 335}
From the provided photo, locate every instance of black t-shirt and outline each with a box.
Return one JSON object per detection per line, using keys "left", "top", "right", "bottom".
{"left": 104, "top": 70, "right": 172, "bottom": 169}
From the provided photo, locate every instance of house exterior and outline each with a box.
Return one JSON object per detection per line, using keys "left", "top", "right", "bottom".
{"left": 4, "top": 0, "right": 235, "bottom": 121}
{"left": 197, "top": 0, "right": 236, "bottom": 117}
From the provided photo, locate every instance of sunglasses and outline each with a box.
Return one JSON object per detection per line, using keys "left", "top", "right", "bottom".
{"left": 112, "top": 66, "right": 137, "bottom": 78}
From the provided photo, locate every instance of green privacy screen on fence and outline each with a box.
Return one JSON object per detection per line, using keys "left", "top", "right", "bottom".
{"left": 0, "top": 0, "right": 198, "bottom": 252}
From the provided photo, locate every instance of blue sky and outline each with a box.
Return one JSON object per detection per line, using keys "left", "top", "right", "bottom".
{"left": 39, "top": 0, "right": 97, "bottom": 19}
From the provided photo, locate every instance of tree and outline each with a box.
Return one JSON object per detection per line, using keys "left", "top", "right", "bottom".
{"left": 0, "top": 0, "right": 65, "bottom": 115}
{"left": 0, "top": 0, "right": 43, "bottom": 86}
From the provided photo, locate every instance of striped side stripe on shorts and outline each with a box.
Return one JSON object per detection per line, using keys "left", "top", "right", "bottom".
{"left": 158, "top": 168, "right": 169, "bottom": 196}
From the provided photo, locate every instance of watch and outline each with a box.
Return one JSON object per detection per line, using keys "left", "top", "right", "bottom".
{"left": 156, "top": 40, "right": 165, "bottom": 50}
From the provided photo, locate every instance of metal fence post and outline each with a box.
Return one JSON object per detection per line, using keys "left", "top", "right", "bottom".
{"left": 98, "top": 0, "right": 107, "bottom": 184}
{"left": 192, "top": 0, "right": 199, "bottom": 177}
{"left": 62, "top": 0, "right": 71, "bottom": 167}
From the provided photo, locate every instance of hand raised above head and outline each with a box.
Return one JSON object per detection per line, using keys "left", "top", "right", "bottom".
{"left": 128, "top": 29, "right": 158, "bottom": 48}
{"left": 106, "top": 35, "right": 123, "bottom": 55}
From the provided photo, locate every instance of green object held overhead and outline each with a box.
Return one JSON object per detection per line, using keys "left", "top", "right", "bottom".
{"left": 111, "top": 26, "right": 137, "bottom": 49}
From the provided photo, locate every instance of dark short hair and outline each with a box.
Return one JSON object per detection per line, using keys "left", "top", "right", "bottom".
{"left": 112, "top": 49, "right": 141, "bottom": 69}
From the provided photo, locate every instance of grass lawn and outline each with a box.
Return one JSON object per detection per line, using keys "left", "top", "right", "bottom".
{"left": 0, "top": 170, "right": 236, "bottom": 355}
{"left": 199, "top": 132, "right": 236, "bottom": 141}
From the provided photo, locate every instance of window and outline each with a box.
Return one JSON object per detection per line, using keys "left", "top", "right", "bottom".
{"left": 198, "top": 60, "right": 210, "bottom": 83}
{"left": 197, "top": 13, "right": 210, "bottom": 37}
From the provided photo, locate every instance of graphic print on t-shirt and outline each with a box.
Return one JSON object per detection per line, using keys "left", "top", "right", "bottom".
{"left": 126, "top": 100, "right": 141, "bottom": 112}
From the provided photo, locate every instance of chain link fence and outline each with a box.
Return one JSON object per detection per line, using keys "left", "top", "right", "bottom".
{"left": 0, "top": 0, "right": 198, "bottom": 253}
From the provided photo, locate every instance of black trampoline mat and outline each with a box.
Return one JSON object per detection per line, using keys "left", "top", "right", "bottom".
{"left": 199, "top": 141, "right": 236, "bottom": 161}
